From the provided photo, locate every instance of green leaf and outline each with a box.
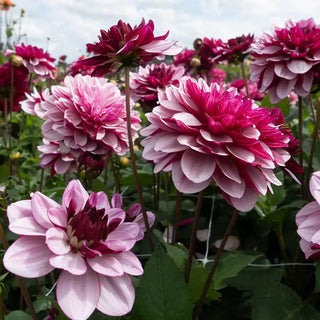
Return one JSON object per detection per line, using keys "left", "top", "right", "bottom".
{"left": 228, "top": 268, "right": 320, "bottom": 320}
{"left": 5, "top": 311, "right": 32, "bottom": 320}
{"left": 212, "top": 251, "right": 262, "bottom": 290}
{"left": 275, "top": 97, "right": 290, "bottom": 117}
{"left": 315, "top": 261, "right": 320, "bottom": 293}
{"left": 188, "top": 266, "right": 220, "bottom": 303}
{"left": 165, "top": 243, "right": 188, "bottom": 273}
{"left": 132, "top": 245, "right": 192, "bottom": 320}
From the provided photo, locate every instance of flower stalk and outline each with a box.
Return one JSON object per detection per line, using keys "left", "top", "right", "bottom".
{"left": 193, "top": 209, "right": 239, "bottom": 320}
{"left": 124, "top": 66, "right": 153, "bottom": 251}
{"left": 240, "top": 61, "right": 250, "bottom": 98}
{"left": 185, "top": 190, "right": 203, "bottom": 283}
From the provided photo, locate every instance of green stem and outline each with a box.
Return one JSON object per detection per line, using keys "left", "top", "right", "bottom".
{"left": 124, "top": 67, "right": 153, "bottom": 251}
{"left": 298, "top": 96, "right": 303, "bottom": 167}
{"left": 193, "top": 209, "right": 239, "bottom": 320}
{"left": 240, "top": 62, "right": 250, "bottom": 98}
{"left": 304, "top": 97, "right": 320, "bottom": 197}
{"left": 185, "top": 190, "right": 203, "bottom": 283}
{"left": 172, "top": 190, "right": 182, "bottom": 244}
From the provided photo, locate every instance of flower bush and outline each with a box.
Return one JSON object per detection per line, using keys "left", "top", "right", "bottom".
{"left": 1, "top": 8, "right": 320, "bottom": 320}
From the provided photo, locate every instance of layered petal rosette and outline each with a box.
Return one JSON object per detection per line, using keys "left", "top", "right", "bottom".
{"left": 77, "top": 19, "right": 181, "bottom": 76}
{"left": 214, "top": 34, "right": 254, "bottom": 64}
{"left": 141, "top": 77, "right": 296, "bottom": 212}
{"left": 4, "top": 180, "right": 145, "bottom": 319}
{"left": 296, "top": 171, "right": 320, "bottom": 259}
{"left": 13, "top": 43, "right": 56, "bottom": 80}
{"left": 130, "top": 62, "right": 185, "bottom": 110}
{"left": 250, "top": 18, "right": 320, "bottom": 103}
{"left": 42, "top": 74, "right": 141, "bottom": 156}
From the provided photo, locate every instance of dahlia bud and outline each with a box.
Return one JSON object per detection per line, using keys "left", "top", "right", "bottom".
{"left": 193, "top": 38, "right": 203, "bottom": 51}
{"left": 9, "top": 152, "right": 21, "bottom": 161}
{"left": 120, "top": 156, "right": 130, "bottom": 167}
{"left": 11, "top": 55, "right": 23, "bottom": 67}
{"left": 133, "top": 145, "right": 139, "bottom": 151}
{"left": 190, "top": 57, "right": 201, "bottom": 68}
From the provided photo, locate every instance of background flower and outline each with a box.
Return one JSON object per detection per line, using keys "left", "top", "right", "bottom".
{"left": 42, "top": 74, "right": 141, "bottom": 156}
{"left": 141, "top": 77, "right": 296, "bottom": 212}
{"left": 250, "top": 18, "right": 320, "bottom": 103}
{"left": 77, "top": 19, "right": 181, "bottom": 76}
{"left": 130, "top": 62, "right": 185, "bottom": 110}
{"left": 3, "top": 180, "right": 144, "bottom": 319}
{"left": 296, "top": 171, "right": 320, "bottom": 259}
{"left": 13, "top": 43, "right": 56, "bottom": 81}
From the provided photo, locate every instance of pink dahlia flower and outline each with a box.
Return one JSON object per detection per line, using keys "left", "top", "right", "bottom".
{"left": 209, "top": 67, "right": 226, "bottom": 85}
{"left": 67, "top": 56, "right": 96, "bottom": 77}
{"left": 230, "top": 79, "right": 265, "bottom": 101}
{"left": 296, "top": 171, "right": 320, "bottom": 259}
{"left": 130, "top": 62, "right": 185, "bottom": 110}
{"left": 141, "top": 77, "right": 296, "bottom": 212}
{"left": 250, "top": 18, "right": 320, "bottom": 103}
{"left": 38, "top": 140, "right": 78, "bottom": 177}
{"left": 42, "top": 74, "right": 141, "bottom": 156}
{"left": 77, "top": 19, "right": 181, "bottom": 76}
{"left": 20, "top": 87, "right": 51, "bottom": 119}
{"left": 13, "top": 43, "right": 56, "bottom": 81}
{"left": 214, "top": 34, "right": 254, "bottom": 64}
{"left": 3, "top": 180, "right": 144, "bottom": 319}
{"left": 0, "top": 61, "right": 29, "bottom": 112}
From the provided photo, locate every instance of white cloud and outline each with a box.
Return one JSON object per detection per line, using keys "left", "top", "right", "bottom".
{"left": 5, "top": 0, "right": 320, "bottom": 63}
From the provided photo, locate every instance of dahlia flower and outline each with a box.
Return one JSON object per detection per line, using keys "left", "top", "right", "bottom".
{"left": 4, "top": 180, "right": 145, "bottom": 319}
{"left": 67, "top": 56, "right": 96, "bottom": 77}
{"left": 141, "top": 77, "right": 296, "bottom": 212}
{"left": 173, "top": 38, "right": 223, "bottom": 77}
{"left": 42, "top": 74, "right": 141, "bottom": 156}
{"left": 214, "top": 34, "right": 254, "bottom": 64}
{"left": 250, "top": 18, "right": 320, "bottom": 103}
{"left": 130, "top": 62, "right": 185, "bottom": 110}
{"left": 20, "top": 87, "right": 51, "bottom": 119}
{"left": 230, "top": 79, "right": 265, "bottom": 101}
{"left": 296, "top": 171, "right": 320, "bottom": 259}
{"left": 77, "top": 19, "right": 181, "bottom": 76}
{"left": 37, "top": 140, "right": 78, "bottom": 177}
{"left": 13, "top": 43, "right": 56, "bottom": 81}
{"left": 209, "top": 67, "right": 226, "bottom": 85}
{"left": 0, "top": 61, "right": 28, "bottom": 112}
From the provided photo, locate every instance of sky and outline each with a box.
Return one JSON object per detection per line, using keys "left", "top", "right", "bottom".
{"left": 4, "top": 0, "right": 320, "bottom": 63}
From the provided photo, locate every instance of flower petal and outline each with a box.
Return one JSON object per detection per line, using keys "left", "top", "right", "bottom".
{"left": 97, "top": 273, "right": 135, "bottom": 316}
{"left": 46, "top": 228, "right": 70, "bottom": 255}
{"left": 56, "top": 269, "right": 100, "bottom": 320}
{"left": 88, "top": 255, "right": 124, "bottom": 276}
{"left": 4, "top": 236, "right": 54, "bottom": 277}
{"left": 31, "top": 192, "right": 58, "bottom": 229}
{"left": 62, "top": 180, "right": 89, "bottom": 212}
{"left": 113, "top": 251, "right": 143, "bottom": 276}
{"left": 181, "top": 149, "right": 216, "bottom": 183}
{"left": 49, "top": 251, "right": 87, "bottom": 275}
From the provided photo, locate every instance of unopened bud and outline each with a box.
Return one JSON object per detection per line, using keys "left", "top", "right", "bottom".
{"left": 133, "top": 145, "right": 139, "bottom": 151}
{"left": 9, "top": 152, "right": 21, "bottom": 161}
{"left": 11, "top": 55, "right": 23, "bottom": 67}
{"left": 190, "top": 57, "right": 201, "bottom": 68}
{"left": 120, "top": 156, "right": 130, "bottom": 167}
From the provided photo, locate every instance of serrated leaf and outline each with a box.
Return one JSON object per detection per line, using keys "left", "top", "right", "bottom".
{"left": 5, "top": 311, "right": 32, "bottom": 320}
{"left": 132, "top": 245, "right": 192, "bottom": 320}
{"left": 212, "top": 251, "right": 262, "bottom": 290}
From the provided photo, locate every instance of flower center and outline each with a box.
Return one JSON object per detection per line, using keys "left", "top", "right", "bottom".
{"left": 67, "top": 199, "right": 108, "bottom": 250}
